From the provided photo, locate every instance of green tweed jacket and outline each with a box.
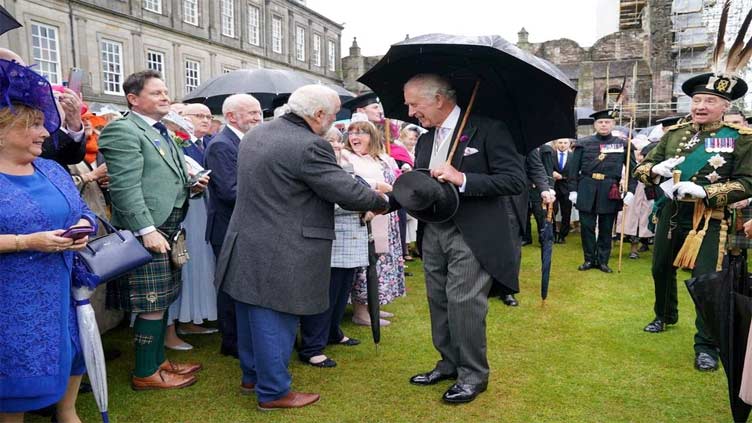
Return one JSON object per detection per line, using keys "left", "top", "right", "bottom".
{"left": 98, "top": 112, "right": 189, "bottom": 231}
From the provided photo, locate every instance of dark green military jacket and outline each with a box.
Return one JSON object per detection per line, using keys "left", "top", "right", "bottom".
{"left": 568, "top": 133, "right": 637, "bottom": 214}
{"left": 633, "top": 121, "right": 752, "bottom": 209}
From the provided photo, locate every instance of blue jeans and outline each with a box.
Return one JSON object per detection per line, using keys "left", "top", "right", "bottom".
{"left": 235, "top": 302, "right": 299, "bottom": 403}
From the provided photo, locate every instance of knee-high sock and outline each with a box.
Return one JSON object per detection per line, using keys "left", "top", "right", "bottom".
{"left": 155, "top": 314, "right": 168, "bottom": 365}
{"left": 133, "top": 317, "right": 163, "bottom": 377}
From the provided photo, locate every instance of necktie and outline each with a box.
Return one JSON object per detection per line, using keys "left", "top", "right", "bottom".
{"left": 435, "top": 127, "right": 450, "bottom": 154}
{"left": 559, "top": 151, "right": 565, "bottom": 170}
{"left": 153, "top": 122, "right": 174, "bottom": 153}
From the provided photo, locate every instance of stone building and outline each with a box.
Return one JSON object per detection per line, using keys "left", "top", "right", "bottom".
{"left": 5, "top": 0, "right": 343, "bottom": 107}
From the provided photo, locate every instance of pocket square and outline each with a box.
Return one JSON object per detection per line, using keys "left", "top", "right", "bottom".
{"left": 464, "top": 147, "right": 479, "bottom": 157}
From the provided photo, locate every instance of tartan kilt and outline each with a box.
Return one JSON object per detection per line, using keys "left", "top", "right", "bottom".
{"left": 729, "top": 206, "right": 752, "bottom": 251}
{"left": 107, "top": 207, "right": 187, "bottom": 313}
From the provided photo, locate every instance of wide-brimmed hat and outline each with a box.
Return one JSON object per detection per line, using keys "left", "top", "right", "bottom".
{"left": 392, "top": 168, "right": 459, "bottom": 223}
{"left": 0, "top": 59, "right": 60, "bottom": 133}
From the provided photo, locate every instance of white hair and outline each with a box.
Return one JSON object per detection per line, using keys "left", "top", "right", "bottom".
{"left": 273, "top": 104, "right": 291, "bottom": 118}
{"left": 287, "top": 84, "right": 339, "bottom": 118}
{"left": 404, "top": 74, "right": 457, "bottom": 103}
{"left": 222, "top": 93, "right": 260, "bottom": 116}
{"left": 324, "top": 127, "right": 343, "bottom": 143}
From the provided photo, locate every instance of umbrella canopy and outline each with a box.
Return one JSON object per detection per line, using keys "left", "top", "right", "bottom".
{"left": 182, "top": 69, "right": 316, "bottom": 114}
{"left": 357, "top": 33, "right": 577, "bottom": 154}
{"left": 685, "top": 255, "right": 752, "bottom": 423}
{"left": 540, "top": 204, "right": 554, "bottom": 301}
{"left": 575, "top": 107, "right": 595, "bottom": 126}
{"left": 0, "top": 6, "right": 20, "bottom": 36}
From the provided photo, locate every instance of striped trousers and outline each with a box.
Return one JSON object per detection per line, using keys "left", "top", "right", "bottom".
{"left": 422, "top": 221, "right": 493, "bottom": 385}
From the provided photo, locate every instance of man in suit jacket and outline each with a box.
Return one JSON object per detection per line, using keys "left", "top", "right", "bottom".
{"left": 180, "top": 103, "right": 214, "bottom": 164}
{"left": 203, "top": 93, "right": 262, "bottom": 358}
{"left": 403, "top": 74, "right": 525, "bottom": 404}
{"left": 99, "top": 70, "right": 208, "bottom": 391}
{"left": 551, "top": 138, "right": 573, "bottom": 243}
{"left": 214, "top": 85, "right": 388, "bottom": 410}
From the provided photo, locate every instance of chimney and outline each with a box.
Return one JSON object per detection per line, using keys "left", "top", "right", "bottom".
{"left": 517, "top": 27, "right": 529, "bottom": 45}
{"left": 349, "top": 37, "right": 361, "bottom": 57}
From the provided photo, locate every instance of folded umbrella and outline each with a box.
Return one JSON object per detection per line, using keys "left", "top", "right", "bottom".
{"left": 365, "top": 222, "right": 380, "bottom": 344}
{"left": 540, "top": 203, "right": 555, "bottom": 302}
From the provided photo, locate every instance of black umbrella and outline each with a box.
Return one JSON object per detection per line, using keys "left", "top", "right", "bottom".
{"left": 182, "top": 69, "right": 316, "bottom": 114}
{"left": 0, "top": 6, "right": 20, "bottom": 36}
{"left": 540, "top": 203, "right": 554, "bottom": 302}
{"left": 357, "top": 33, "right": 577, "bottom": 154}
{"left": 365, "top": 222, "right": 380, "bottom": 344}
{"left": 575, "top": 107, "right": 595, "bottom": 126}
{"left": 685, "top": 255, "right": 752, "bottom": 422}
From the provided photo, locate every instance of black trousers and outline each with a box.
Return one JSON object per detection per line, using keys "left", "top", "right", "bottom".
{"left": 213, "top": 243, "right": 237, "bottom": 352}
{"left": 578, "top": 211, "right": 616, "bottom": 265}
{"left": 553, "top": 182, "right": 571, "bottom": 241}
{"left": 498, "top": 198, "right": 522, "bottom": 296}
{"left": 523, "top": 199, "right": 547, "bottom": 244}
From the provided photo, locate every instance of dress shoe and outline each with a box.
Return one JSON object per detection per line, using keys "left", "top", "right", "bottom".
{"left": 177, "top": 326, "right": 219, "bottom": 335}
{"left": 258, "top": 391, "right": 320, "bottom": 411}
{"left": 165, "top": 341, "right": 193, "bottom": 351}
{"left": 578, "top": 261, "right": 594, "bottom": 271}
{"left": 598, "top": 264, "right": 613, "bottom": 273}
{"left": 159, "top": 360, "right": 202, "bottom": 375}
{"left": 240, "top": 381, "right": 256, "bottom": 395}
{"left": 220, "top": 345, "right": 239, "bottom": 358}
{"left": 334, "top": 337, "right": 360, "bottom": 346}
{"left": 501, "top": 294, "right": 519, "bottom": 307}
{"left": 352, "top": 316, "right": 390, "bottom": 326}
{"left": 694, "top": 352, "right": 719, "bottom": 372}
{"left": 409, "top": 369, "right": 458, "bottom": 385}
{"left": 442, "top": 382, "right": 488, "bottom": 404}
{"left": 643, "top": 319, "right": 666, "bottom": 333}
{"left": 131, "top": 369, "right": 196, "bottom": 391}
{"left": 638, "top": 244, "right": 650, "bottom": 252}
{"left": 628, "top": 252, "right": 639, "bottom": 259}
{"left": 306, "top": 357, "right": 337, "bottom": 368}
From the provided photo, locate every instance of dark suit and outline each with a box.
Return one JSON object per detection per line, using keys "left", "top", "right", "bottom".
{"left": 42, "top": 129, "right": 86, "bottom": 169}
{"left": 414, "top": 112, "right": 525, "bottom": 385}
{"left": 182, "top": 135, "right": 210, "bottom": 164}
{"left": 552, "top": 148, "right": 572, "bottom": 241}
{"left": 214, "top": 113, "right": 387, "bottom": 402}
{"left": 203, "top": 126, "right": 242, "bottom": 354}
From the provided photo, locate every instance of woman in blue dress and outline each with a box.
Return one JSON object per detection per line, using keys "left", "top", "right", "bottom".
{"left": 0, "top": 60, "right": 96, "bottom": 422}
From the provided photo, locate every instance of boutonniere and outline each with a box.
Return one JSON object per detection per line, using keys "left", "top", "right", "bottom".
{"left": 460, "top": 135, "right": 469, "bottom": 143}
{"left": 172, "top": 135, "right": 191, "bottom": 148}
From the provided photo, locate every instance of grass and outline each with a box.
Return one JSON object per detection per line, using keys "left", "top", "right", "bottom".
{"left": 36, "top": 232, "right": 731, "bottom": 422}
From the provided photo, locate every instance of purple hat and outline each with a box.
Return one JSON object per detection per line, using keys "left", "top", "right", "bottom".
{"left": 0, "top": 59, "right": 61, "bottom": 133}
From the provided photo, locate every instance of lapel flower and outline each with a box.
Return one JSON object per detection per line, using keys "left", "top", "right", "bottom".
{"left": 707, "top": 154, "right": 726, "bottom": 169}
{"left": 460, "top": 135, "right": 469, "bottom": 143}
{"left": 172, "top": 134, "right": 191, "bottom": 148}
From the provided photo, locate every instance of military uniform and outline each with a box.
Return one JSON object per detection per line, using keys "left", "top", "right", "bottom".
{"left": 568, "top": 129, "right": 636, "bottom": 270}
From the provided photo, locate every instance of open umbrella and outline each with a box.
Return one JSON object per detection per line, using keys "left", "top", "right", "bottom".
{"left": 575, "top": 107, "right": 595, "bottom": 126}
{"left": 182, "top": 69, "right": 315, "bottom": 114}
{"left": 365, "top": 222, "right": 381, "bottom": 344}
{"left": 358, "top": 33, "right": 577, "bottom": 154}
{"left": 685, "top": 255, "right": 752, "bottom": 423}
{"left": 540, "top": 203, "right": 555, "bottom": 303}
{"left": 71, "top": 256, "right": 109, "bottom": 423}
{"left": 0, "top": 5, "right": 20, "bottom": 36}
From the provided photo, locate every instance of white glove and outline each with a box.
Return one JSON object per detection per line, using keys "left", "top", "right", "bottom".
{"left": 651, "top": 156, "right": 686, "bottom": 178}
{"left": 569, "top": 192, "right": 578, "bottom": 204}
{"left": 673, "top": 181, "right": 706, "bottom": 199}
{"left": 622, "top": 192, "right": 635, "bottom": 206}
{"left": 541, "top": 189, "right": 556, "bottom": 205}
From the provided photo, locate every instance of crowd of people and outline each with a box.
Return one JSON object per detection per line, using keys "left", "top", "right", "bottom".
{"left": 4, "top": 20, "right": 752, "bottom": 420}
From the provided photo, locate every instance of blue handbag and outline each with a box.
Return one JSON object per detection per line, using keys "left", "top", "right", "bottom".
{"left": 77, "top": 215, "right": 152, "bottom": 282}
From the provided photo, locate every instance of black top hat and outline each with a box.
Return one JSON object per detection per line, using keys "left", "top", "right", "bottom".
{"left": 682, "top": 72, "right": 748, "bottom": 101}
{"left": 341, "top": 92, "right": 380, "bottom": 112}
{"left": 655, "top": 115, "right": 684, "bottom": 127}
{"left": 589, "top": 109, "right": 618, "bottom": 121}
{"left": 392, "top": 169, "right": 460, "bottom": 223}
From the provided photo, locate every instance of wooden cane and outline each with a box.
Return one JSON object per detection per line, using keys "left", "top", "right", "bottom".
{"left": 617, "top": 109, "right": 635, "bottom": 273}
{"left": 445, "top": 80, "right": 481, "bottom": 166}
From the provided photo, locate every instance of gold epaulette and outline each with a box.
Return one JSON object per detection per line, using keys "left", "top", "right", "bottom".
{"left": 665, "top": 121, "right": 692, "bottom": 132}
{"left": 721, "top": 121, "right": 752, "bottom": 135}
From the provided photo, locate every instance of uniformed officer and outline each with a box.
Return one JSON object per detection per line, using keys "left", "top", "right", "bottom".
{"left": 568, "top": 109, "right": 636, "bottom": 273}
{"left": 634, "top": 71, "right": 752, "bottom": 372}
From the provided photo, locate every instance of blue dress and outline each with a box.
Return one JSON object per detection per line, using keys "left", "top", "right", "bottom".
{"left": 0, "top": 159, "right": 94, "bottom": 413}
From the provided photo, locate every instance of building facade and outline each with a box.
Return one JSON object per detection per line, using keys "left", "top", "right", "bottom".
{"left": 5, "top": 0, "right": 343, "bottom": 107}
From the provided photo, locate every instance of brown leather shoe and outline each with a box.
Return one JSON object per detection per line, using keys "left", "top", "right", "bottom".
{"left": 240, "top": 381, "right": 256, "bottom": 395}
{"left": 131, "top": 369, "right": 197, "bottom": 391}
{"left": 257, "top": 391, "right": 320, "bottom": 411}
{"left": 159, "top": 360, "right": 202, "bottom": 375}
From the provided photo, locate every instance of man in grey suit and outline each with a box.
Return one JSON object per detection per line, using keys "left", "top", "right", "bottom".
{"left": 214, "top": 85, "right": 389, "bottom": 410}
{"left": 404, "top": 74, "right": 525, "bottom": 404}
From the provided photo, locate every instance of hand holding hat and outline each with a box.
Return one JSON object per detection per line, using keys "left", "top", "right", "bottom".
{"left": 430, "top": 163, "right": 464, "bottom": 187}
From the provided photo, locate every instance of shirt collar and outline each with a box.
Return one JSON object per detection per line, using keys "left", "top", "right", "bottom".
{"left": 438, "top": 105, "right": 461, "bottom": 132}
{"left": 227, "top": 124, "right": 246, "bottom": 140}
{"left": 131, "top": 110, "right": 160, "bottom": 127}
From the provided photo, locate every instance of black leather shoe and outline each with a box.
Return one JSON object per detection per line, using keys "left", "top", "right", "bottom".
{"left": 306, "top": 357, "right": 336, "bottom": 368}
{"left": 643, "top": 319, "right": 666, "bottom": 333}
{"left": 578, "top": 261, "right": 594, "bottom": 271}
{"left": 409, "top": 369, "right": 457, "bottom": 386}
{"left": 501, "top": 294, "right": 519, "bottom": 307}
{"left": 442, "top": 382, "right": 488, "bottom": 404}
{"left": 598, "top": 264, "right": 613, "bottom": 273}
{"left": 694, "top": 352, "right": 719, "bottom": 372}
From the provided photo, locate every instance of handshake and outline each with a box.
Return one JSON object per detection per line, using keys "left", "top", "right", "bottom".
{"left": 371, "top": 181, "right": 393, "bottom": 215}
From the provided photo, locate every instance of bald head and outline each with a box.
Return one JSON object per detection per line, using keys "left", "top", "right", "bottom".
{"left": 0, "top": 48, "right": 25, "bottom": 65}
{"left": 182, "top": 103, "right": 212, "bottom": 137}
{"left": 222, "top": 94, "right": 262, "bottom": 134}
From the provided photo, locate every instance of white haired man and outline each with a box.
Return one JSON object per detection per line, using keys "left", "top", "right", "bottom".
{"left": 204, "top": 93, "right": 262, "bottom": 358}
{"left": 214, "top": 85, "right": 390, "bottom": 409}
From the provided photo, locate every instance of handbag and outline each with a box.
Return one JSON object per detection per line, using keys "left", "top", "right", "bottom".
{"left": 159, "top": 228, "right": 190, "bottom": 268}
{"left": 77, "top": 215, "right": 153, "bottom": 282}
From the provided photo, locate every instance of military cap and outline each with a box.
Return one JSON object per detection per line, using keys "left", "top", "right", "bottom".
{"left": 589, "top": 109, "right": 618, "bottom": 121}
{"left": 655, "top": 116, "right": 684, "bottom": 127}
{"left": 681, "top": 72, "right": 748, "bottom": 101}
{"left": 341, "top": 92, "right": 380, "bottom": 112}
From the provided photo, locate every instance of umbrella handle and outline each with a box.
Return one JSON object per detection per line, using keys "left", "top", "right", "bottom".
{"left": 445, "top": 80, "right": 481, "bottom": 166}
{"left": 546, "top": 203, "right": 554, "bottom": 222}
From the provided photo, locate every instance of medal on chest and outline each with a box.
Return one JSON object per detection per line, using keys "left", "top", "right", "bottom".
{"left": 598, "top": 143, "right": 623, "bottom": 160}
{"left": 705, "top": 137, "right": 734, "bottom": 153}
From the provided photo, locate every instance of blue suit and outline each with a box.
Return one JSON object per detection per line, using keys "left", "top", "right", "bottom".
{"left": 182, "top": 135, "right": 210, "bottom": 165}
{"left": 203, "top": 126, "right": 241, "bottom": 354}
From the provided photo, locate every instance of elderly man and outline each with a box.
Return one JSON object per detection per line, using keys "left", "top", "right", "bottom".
{"left": 402, "top": 74, "right": 525, "bottom": 403}
{"left": 204, "top": 93, "right": 262, "bottom": 358}
{"left": 634, "top": 71, "right": 752, "bottom": 372}
{"left": 214, "top": 85, "right": 388, "bottom": 410}
{"left": 180, "top": 103, "right": 214, "bottom": 163}
{"left": 99, "top": 70, "right": 208, "bottom": 390}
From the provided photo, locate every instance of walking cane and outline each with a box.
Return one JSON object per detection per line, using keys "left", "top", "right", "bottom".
{"left": 617, "top": 109, "right": 635, "bottom": 273}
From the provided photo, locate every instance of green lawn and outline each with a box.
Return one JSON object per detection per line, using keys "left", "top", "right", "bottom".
{"left": 48, "top": 233, "right": 730, "bottom": 422}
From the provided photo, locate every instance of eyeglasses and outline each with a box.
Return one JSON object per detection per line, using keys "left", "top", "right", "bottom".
{"left": 348, "top": 130, "right": 370, "bottom": 136}
{"left": 185, "top": 113, "right": 213, "bottom": 120}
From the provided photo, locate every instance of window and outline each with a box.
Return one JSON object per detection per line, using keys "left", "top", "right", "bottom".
{"left": 100, "top": 39, "right": 123, "bottom": 95}
{"left": 221, "top": 0, "right": 235, "bottom": 37}
{"left": 185, "top": 59, "right": 201, "bottom": 94}
{"left": 30, "top": 22, "right": 61, "bottom": 84}
{"left": 295, "top": 26, "right": 305, "bottom": 61}
{"left": 146, "top": 50, "right": 165, "bottom": 74}
{"left": 312, "top": 33, "right": 321, "bottom": 67}
{"left": 183, "top": 0, "right": 198, "bottom": 25}
{"left": 327, "top": 40, "right": 336, "bottom": 72}
{"left": 272, "top": 16, "right": 282, "bottom": 53}
{"left": 248, "top": 4, "right": 260, "bottom": 46}
{"left": 143, "top": 0, "right": 162, "bottom": 13}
